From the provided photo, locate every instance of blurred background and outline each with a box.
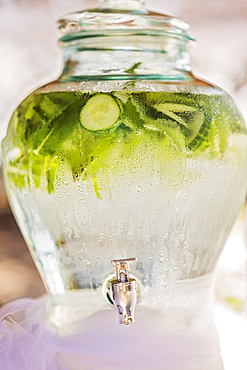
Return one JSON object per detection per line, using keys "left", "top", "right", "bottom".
{"left": 0, "top": 0, "right": 247, "bottom": 333}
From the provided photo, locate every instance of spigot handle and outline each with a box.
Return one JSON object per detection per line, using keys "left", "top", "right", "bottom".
{"left": 111, "top": 258, "right": 137, "bottom": 283}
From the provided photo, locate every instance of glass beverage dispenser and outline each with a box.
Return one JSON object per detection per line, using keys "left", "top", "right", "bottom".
{"left": 2, "top": 0, "right": 247, "bottom": 368}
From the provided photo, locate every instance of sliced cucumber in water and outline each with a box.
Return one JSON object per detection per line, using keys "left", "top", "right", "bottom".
{"left": 80, "top": 94, "right": 120, "bottom": 131}
{"left": 154, "top": 102, "right": 204, "bottom": 144}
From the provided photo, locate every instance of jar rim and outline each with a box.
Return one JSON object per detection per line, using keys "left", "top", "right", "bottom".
{"left": 57, "top": 8, "right": 194, "bottom": 43}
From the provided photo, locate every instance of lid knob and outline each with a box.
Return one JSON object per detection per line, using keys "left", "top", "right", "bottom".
{"left": 99, "top": 0, "right": 148, "bottom": 11}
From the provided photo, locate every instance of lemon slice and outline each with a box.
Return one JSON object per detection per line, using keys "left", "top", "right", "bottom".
{"left": 80, "top": 94, "right": 120, "bottom": 131}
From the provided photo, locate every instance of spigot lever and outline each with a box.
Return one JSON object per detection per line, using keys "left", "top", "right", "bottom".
{"left": 111, "top": 258, "right": 137, "bottom": 283}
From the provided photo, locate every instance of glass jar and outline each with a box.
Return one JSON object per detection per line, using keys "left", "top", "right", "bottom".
{"left": 1, "top": 0, "right": 247, "bottom": 367}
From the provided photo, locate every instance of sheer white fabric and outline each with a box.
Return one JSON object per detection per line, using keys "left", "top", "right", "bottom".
{"left": 0, "top": 296, "right": 224, "bottom": 370}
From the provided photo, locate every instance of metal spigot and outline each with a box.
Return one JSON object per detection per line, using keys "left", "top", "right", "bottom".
{"left": 110, "top": 258, "right": 137, "bottom": 325}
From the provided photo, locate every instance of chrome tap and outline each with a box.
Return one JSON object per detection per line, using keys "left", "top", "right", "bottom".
{"left": 110, "top": 258, "right": 137, "bottom": 325}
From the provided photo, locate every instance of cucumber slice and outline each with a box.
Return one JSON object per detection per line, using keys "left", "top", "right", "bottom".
{"left": 153, "top": 102, "right": 204, "bottom": 144}
{"left": 80, "top": 94, "right": 120, "bottom": 131}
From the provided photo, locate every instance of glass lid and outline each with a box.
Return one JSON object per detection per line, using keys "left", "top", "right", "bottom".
{"left": 57, "top": 0, "right": 193, "bottom": 42}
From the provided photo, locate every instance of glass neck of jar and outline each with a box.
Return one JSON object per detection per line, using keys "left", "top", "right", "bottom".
{"left": 59, "top": 32, "right": 192, "bottom": 82}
